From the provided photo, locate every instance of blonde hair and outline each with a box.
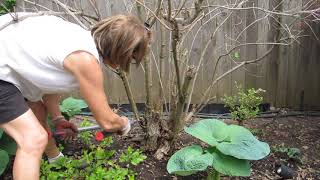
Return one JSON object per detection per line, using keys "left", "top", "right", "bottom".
{"left": 91, "top": 14, "right": 151, "bottom": 72}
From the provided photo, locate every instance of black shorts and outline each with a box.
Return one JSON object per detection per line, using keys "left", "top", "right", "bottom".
{"left": 0, "top": 80, "right": 29, "bottom": 124}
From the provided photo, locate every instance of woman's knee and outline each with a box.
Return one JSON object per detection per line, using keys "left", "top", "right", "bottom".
{"left": 1, "top": 109, "right": 48, "bottom": 154}
{"left": 20, "top": 128, "right": 48, "bottom": 154}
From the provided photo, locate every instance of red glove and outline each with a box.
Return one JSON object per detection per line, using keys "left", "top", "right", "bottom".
{"left": 52, "top": 116, "right": 78, "bottom": 141}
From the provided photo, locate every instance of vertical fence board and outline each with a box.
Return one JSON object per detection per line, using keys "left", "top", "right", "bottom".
{"left": 256, "top": 0, "right": 269, "bottom": 102}
{"left": 244, "top": 0, "right": 258, "bottom": 89}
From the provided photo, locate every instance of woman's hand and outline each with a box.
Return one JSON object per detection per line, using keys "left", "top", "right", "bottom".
{"left": 52, "top": 116, "right": 78, "bottom": 141}
{"left": 117, "top": 116, "right": 131, "bottom": 136}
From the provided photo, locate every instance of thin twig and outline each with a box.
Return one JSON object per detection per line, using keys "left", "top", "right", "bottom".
{"left": 0, "top": 11, "right": 82, "bottom": 31}
{"left": 134, "top": 0, "right": 172, "bottom": 30}
{"left": 194, "top": 45, "right": 276, "bottom": 115}
{"left": 51, "top": 0, "right": 88, "bottom": 30}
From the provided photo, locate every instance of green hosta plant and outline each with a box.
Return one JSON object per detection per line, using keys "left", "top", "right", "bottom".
{"left": 222, "top": 84, "right": 265, "bottom": 125}
{"left": 167, "top": 119, "right": 270, "bottom": 180}
{"left": 59, "top": 97, "right": 88, "bottom": 119}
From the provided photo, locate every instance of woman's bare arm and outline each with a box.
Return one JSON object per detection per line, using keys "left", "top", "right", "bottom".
{"left": 63, "top": 51, "right": 127, "bottom": 132}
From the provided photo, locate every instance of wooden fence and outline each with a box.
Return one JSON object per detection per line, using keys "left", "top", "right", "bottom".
{"left": 15, "top": 0, "right": 320, "bottom": 110}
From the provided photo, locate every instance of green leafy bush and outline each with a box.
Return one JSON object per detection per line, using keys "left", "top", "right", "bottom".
{"left": 0, "top": 0, "right": 16, "bottom": 15}
{"left": 222, "top": 84, "right": 265, "bottom": 125}
{"left": 59, "top": 97, "right": 88, "bottom": 119}
{"left": 272, "top": 144, "right": 302, "bottom": 163}
{"left": 79, "top": 117, "right": 95, "bottom": 146}
{"left": 119, "top": 146, "right": 147, "bottom": 166}
{"left": 40, "top": 137, "right": 145, "bottom": 179}
{"left": 167, "top": 119, "right": 270, "bottom": 180}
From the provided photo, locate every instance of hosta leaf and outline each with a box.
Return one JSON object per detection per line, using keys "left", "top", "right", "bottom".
{"left": 207, "top": 148, "right": 251, "bottom": 176}
{"left": 217, "top": 125, "right": 270, "bottom": 160}
{"left": 184, "top": 119, "right": 270, "bottom": 160}
{"left": 167, "top": 145, "right": 213, "bottom": 176}
{"left": 59, "top": 97, "right": 88, "bottom": 118}
{"left": 184, "top": 119, "right": 228, "bottom": 146}
{"left": 0, "top": 133, "right": 16, "bottom": 155}
{"left": 0, "top": 150, "right": 9, "bottom": 175}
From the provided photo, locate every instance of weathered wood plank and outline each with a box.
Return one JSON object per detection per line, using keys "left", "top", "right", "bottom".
{"left": 215, "top": 0, "right": 232, "bottom": 103}
{"left": 256, "top": 0, "right": 269, "bottom": 102}
{"left": 230, "top": 0, "right": 246, "bottom": 97}
{"left": 244, "top": 0, "right": 258, "bottom": 90}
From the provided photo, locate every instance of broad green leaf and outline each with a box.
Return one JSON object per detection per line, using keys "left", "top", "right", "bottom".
{"left": 217, "top": 125, "right": 270, "bottom": 160}
{"left": 167, "top": 145, "right": 213, "bottom": 176}
{"left": 207, "top": 148, "right": 251, "bottom": 176}
{"left": 184, "top": 119, "right": 270, "bottom": 160}
{"left": 0, "top": 133, "right": 16, "bottom": 155}
{"left": 0, "top": 129, "right": 3, "bottom": 138}
{"left": 184, "top": 119, "right": 229, "bottom": 146}
{"left": 59, "top": 97, "right": 88, "bottom": 118}
{"left": 0, "top": 150, "right": 9, "bottom": 175}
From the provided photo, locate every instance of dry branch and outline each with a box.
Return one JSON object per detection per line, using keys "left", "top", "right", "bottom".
{"left": 50, "top": 0, "right": 88, "bottom": 30}
{"left": 0, "top": 11, "right": 82, "bottom": 31}
{"left": 118, "top": 70, "right": 140, "bottom": 121}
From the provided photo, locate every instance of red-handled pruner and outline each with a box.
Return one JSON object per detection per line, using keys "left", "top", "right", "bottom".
{"left": 51, "top": 125, "right": 113, "bottom": 141}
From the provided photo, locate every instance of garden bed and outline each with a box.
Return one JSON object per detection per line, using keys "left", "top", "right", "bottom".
{"left": 1, "top": 115, "right": 319, "bottom": 179}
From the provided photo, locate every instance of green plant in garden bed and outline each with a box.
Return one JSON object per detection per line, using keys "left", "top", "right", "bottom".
{"left": 222, "top": 83, "right": 265, "bottom": 125}
{"left": 272, "top": 144, "right": 302, "bottom": 163}
{"left": 248, "top": 127, "right": 264, "bottom": 136}
{"left": 0, "top": 97, "right": 92, "bottom": 176}
{"left": 120, "top": 146, "right": 147, "bottom": 165}
{"left": 0, "top": 0, "right": 16, "bottom": 15}
{"left": 41, "top": 96, "right": 147, "bottom": 179}
{"left": 79, "top": 117, "right": 95, "bottom": 146}
{"left": 167, "top": 119, "right": 270, "bottom": 180}
{"left": 41, "top": 134, "right": 146, "bottom": 179}
{"left": 59, "top": 97, "right": 88, "bottom": 119}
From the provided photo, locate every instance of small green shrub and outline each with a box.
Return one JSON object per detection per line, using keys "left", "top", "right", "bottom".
{"left": 272, "top": 144, "right": 302, "bottom": 163}
{"left": 119, "top": 146, "right": 147, "bottom": 166}
{"left": 40, "top": 137, "right": 146, "bottom": 179}
{"left": 0, "top": 0, "right": 16, "bottom": 15}
{"left": 79, "top": 117, "right": 94, "bottom": 146}
{"left": 59, "top": 97, "right": 88, "bottom": 119}
{"left": 167, "top": 119, "right": 270, "bottom": 180}
{"left": 222, "top": 83, "right": 265, "bottom": 125}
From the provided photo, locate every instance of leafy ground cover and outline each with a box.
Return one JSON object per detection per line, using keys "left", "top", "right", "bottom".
{"left": 1, "top": 115, "right": 319, "bottom": 179}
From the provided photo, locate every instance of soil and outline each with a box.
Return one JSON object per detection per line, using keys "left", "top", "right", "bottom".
{"left": 1, "top": 115, "right": 320, "bottom": 180}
